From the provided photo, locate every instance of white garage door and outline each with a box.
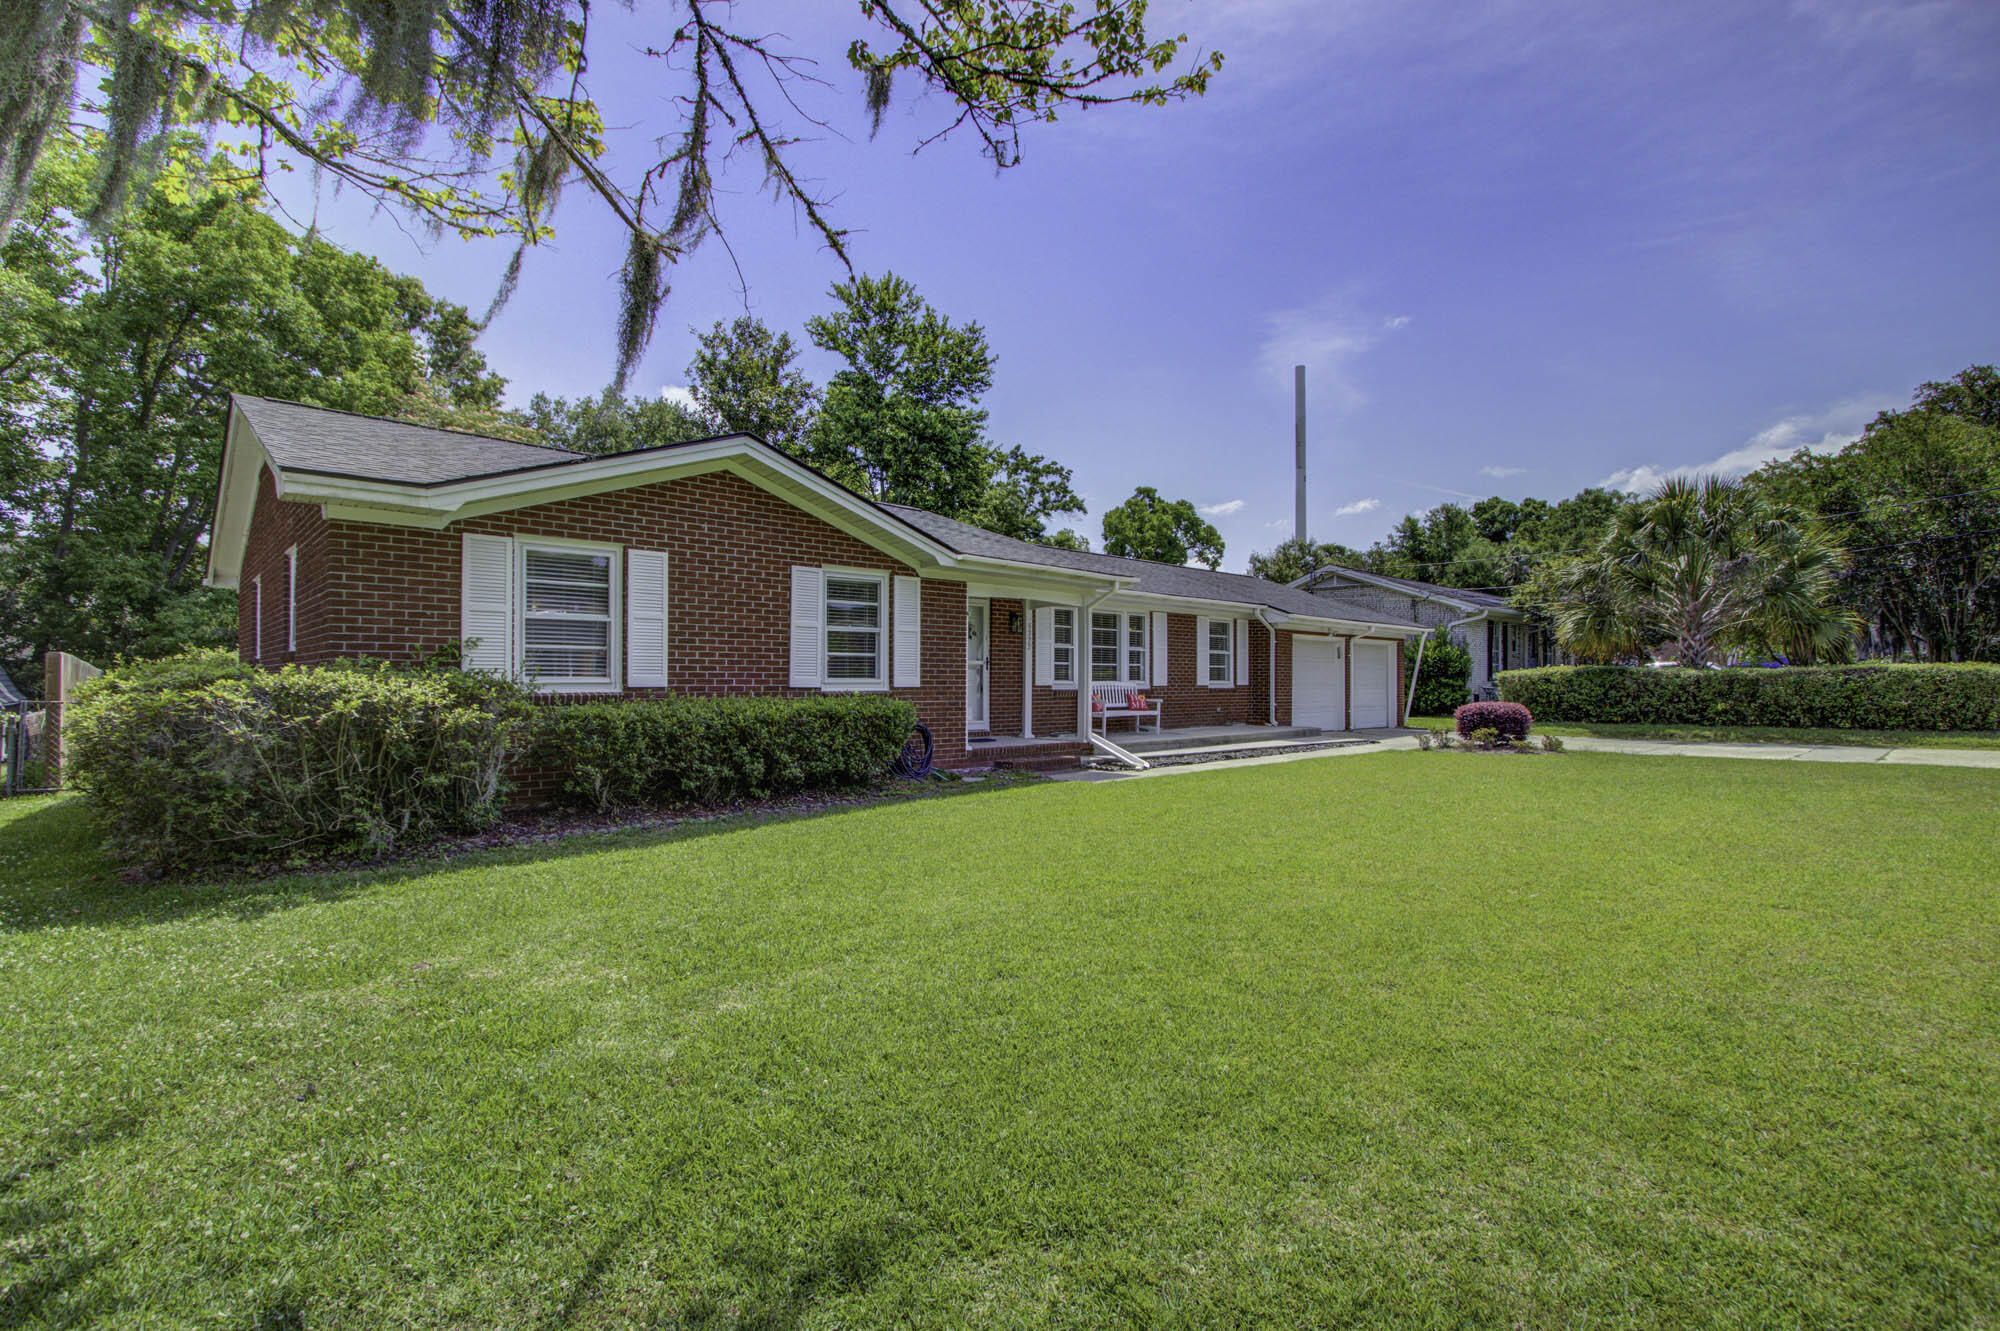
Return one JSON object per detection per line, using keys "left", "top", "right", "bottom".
{"left": 1351, "top": 641, "right": 1397, "bottom": 728}
{"left": 1291, "top": 637, "right": 1345, "bottom": 730}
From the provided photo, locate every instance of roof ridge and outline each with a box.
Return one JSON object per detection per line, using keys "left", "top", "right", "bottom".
{"left": 232, "top": 393, "right": 583, "bottom": 456}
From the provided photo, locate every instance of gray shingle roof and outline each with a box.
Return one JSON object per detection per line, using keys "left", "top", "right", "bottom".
{"left": 0, "top": 665, "right": 25, "bottom": 706}
{"left": 235, "top": 396, "right": 1424, "bottom": 628}
{"left": 882, "top": 506, "right": 1425, "bottom": 627}
{"left": 234, "top": 395, "right": 584, "bottom": 485}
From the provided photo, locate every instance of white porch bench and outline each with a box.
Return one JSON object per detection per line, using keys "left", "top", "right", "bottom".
{"left": 1090, "top": 681, "right": 1163, "bottom": 735}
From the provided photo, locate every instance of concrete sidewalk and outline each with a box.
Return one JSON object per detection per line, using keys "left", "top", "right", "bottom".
{"left": 1552, "top": 734, "right": 2000, "bottom": 767}
{"left": 1049, "top": 731, "right": 2000, "bottom": 782}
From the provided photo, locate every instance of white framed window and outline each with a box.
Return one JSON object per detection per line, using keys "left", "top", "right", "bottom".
{"left": 1090, "top": 612, "right": 1147, "bottom": 683}
{"left": 1051, "top": 608, "right": 1075, "bottom": 684}
{"left": 251, "top": 575, "right": 262, "bottom": 661}
{"left": 1205, "top": 617, "right": 1233, "bottom": 686}
{"left": 822, "top": 569, "right": 887, "bottom": 688}
{"left": 518, "top": 539, "right": 620, "bottom": 690}
{"left": 285, "top": 546, "right": 297, "bottom": 652}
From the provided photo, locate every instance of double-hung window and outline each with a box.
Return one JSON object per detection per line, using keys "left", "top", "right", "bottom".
{"left": 823, "top": 571, "right": 886, "bottom": 687}
{"left": 520, "top": 543, "right": 617, "bottom": 688}
{"left": 1051, "top": 608, "right": 1075, "bottom": 684}
{"left": 1090, "top": 612, "right": 1147, "bottom": 683}
{"left": 1206, "top": 618, "right": 1233, "bottom": 685}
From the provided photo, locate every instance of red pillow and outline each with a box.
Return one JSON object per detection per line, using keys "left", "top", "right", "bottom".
{"left": 1127, "top": 692, "right": 1150, "bottom": 710}
{"left": 1091, "top": 692, "right": 1106, "bottom": 712}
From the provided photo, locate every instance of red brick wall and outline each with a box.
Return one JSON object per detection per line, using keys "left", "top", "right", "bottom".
{"left": 243, "top": 469, "right": 968, "bottom": 764}
{"left": 237, "top": 466, "right": 329, "bottom": 668}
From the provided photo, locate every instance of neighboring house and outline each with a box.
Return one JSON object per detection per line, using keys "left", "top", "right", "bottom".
{"left": 206, "top": 396, "right": 1428, "bottom": 771}
{"left": 1294, "top": 565, "right": 1557, "bottom": 700}
{"left": 0, "top": 665, "right": 24, "bottom": 707}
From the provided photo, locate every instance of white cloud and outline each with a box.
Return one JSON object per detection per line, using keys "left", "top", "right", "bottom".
{"left": 1597, "top": 396, "right": 1891, "bottom": 494}
{"left": 1199, "top": 498, "right": 1246, "bottom": 517}
{"left": 1480, "top": 464, "right": 1526, "bottom": 479}
{"left": 1256, "top": 304, "right": 1411, "bottom": 410}
{"left": 1333, "top": 497, "right": 1381, "bottom": 518}
{"left": 1790, "top": 0, "right": 1997, "bottom": 81}
{"left": 659, "top": 385, "right": 700, "bottom": 413}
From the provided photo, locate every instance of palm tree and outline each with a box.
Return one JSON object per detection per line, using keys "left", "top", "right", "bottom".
{"left": 1540, "top": 476, "right": 1857, "bottom": 667}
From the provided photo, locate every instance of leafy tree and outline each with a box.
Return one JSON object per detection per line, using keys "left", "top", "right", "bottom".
{"left": 1246, "top": 536, "right": 1367, "bottom": 584}
{"left": 802, "top": 272, "right": 1079, "bottom": 539}
{"left": 964, "top": 446, "right": 1085, "bottom": 543}
{"left": 0, "top": 2, "right": 1221, "bottom": 384}
{"left": 1047, "top": 528, "right": 1091, "bottom": 552}
{"left": 1535, "top": 476, "right": 1856, "bottom": 667}
{"left": 514, "top": 387, "right": 712, "bottom": 456}
{"left": 1101, "top": 487, "right": 1224, "bottom": 568}
{"left": 805, "top": 272, "right": 995, "bottom": 514}
{"left": 1756, "top": 366, "right": 2000, "bottom": 660}
{"left": 685, "top": 316, "right": 819, "bottom": 456}
{"left": 0, "top": 133, "right": 508, "bottom": 681}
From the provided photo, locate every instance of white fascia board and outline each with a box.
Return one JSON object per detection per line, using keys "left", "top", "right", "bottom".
{"left": 205, "top": 409, "right": 277, "bottom": 588}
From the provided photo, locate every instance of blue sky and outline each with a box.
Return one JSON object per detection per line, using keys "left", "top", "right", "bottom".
{"left": 295, "top": 0, "right": 2000, "bottom": 569}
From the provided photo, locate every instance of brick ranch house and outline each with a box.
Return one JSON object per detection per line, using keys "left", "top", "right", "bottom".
{"left": 207, "top": 396, "right": 1424, "bottom": 771}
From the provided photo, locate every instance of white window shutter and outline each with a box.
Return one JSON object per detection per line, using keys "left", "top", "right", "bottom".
{"left": 1034, "top": 606, "right": 1055, "bottom": 686}
{"left": 627, "top": 549, "right": 669, "bottom": 688}
{"left": 1233, "top": 617, "right": 1249, "bottom": 686}
{"left": 1151, "top": 611, "right": 1170, "bottom": 686}
{"left": 790, "top": 566, "right": 823, "bottom": 688}
{"left": 892, "top": 576, "right": 922, "bottom": 687}
{"left": 460, "top": 533, "right": 514, "bottom": 674}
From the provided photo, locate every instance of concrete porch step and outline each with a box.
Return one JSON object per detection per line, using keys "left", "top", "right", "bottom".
{"left": 1119, "top": 725, "right": 1323, "bottom": 754}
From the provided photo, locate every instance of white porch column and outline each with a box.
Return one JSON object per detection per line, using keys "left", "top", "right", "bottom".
{"left": 1021, "top": 599, "right": 1035, "bottom": 739}
{"left": 1076, "top": 600, "right": 1092, "bottom": 740}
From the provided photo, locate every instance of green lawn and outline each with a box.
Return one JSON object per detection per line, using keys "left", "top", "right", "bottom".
{"left": 3, "top": 754, "right": 1997, "bottom": 1327}
{"left": 1410, "top": 714, "right": 2000, "bottom": 749}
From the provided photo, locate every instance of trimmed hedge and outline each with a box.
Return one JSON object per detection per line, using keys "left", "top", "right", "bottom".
{"left": 67, "top": 652, "right": 532, "bottom": 873}
{"left": 1455, "top": 700, "right": 1532, "bottom": 741}
{"left": 532, "top": 694, "right": 917, "bottom": 811}
{"left": 1497, "top": 664, "right": 2000, "bottom": 731}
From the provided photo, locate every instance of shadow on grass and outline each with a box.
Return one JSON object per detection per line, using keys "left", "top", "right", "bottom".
{"left": 662, "top": 1218, "right": 907, "bottom": 1331}
{"left": 0, "top": 1113, "right": 146, "bottom": 1328}
{"left": 0, "top": 776, "right": 1044, "bottom": 937}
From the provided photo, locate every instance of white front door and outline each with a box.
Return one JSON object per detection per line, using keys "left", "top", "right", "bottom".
{"left": 966, "top": 600, "right": 990, "bottom": 729}
{"left": 1290, "top": 637, "right": 1346, "bottom": 730}
{"left": 1351, "top": 640, "right": 1396, "bottom": 728}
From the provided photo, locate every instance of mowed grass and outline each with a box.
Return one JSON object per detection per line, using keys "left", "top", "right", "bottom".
{"left": 2, "top": 754, "right": 1997, "bottom": 1328}
{"left": 1408, "top": 714, "right": 2000, "bottom": 750}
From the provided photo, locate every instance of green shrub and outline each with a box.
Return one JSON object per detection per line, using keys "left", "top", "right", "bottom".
{"left": 1497, "top": 663, "right": 2000, "bottom": 731}
{"left": 533, "top": 694, "right": 917, "bottom": 812}
{"left": 1407, "top": 628, "right": 1473, "bottom": 716}
{"left": 67, "top": 653, "right": 532, "bottom": 873}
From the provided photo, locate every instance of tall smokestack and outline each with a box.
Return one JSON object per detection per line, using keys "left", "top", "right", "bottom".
{"left": 1293, "top": 364, "right": 1307, "bottom": 545}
